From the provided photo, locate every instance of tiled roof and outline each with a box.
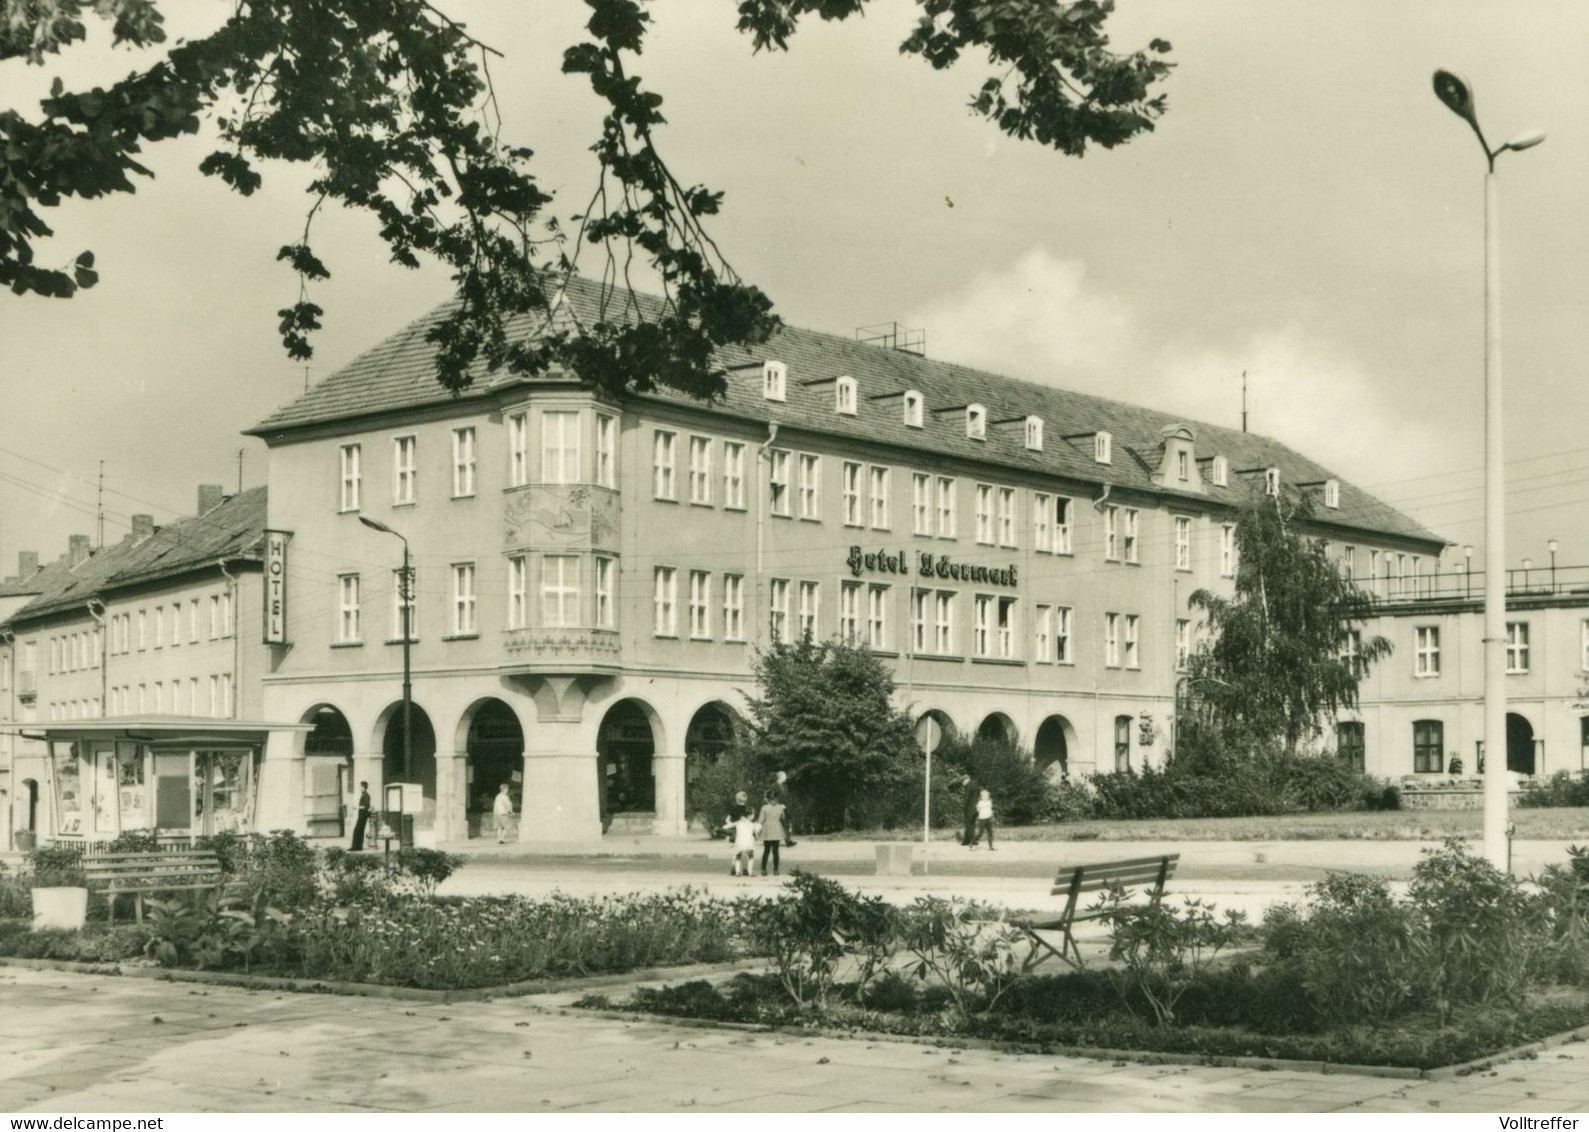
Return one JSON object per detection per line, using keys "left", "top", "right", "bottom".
{"left": 249, "top": 276, "right": 1440, "bottom": 546}
{"left": 6, "top": 488, "right": 267, "bottom": 625}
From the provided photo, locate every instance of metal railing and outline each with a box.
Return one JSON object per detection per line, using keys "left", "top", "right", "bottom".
{"left": 1360, "top": 563, "right": 1589, "bottom": 604}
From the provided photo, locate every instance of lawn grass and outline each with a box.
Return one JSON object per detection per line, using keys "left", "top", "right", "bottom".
{"left": 817, "top": 807, "right": 1589, "bottom": 843}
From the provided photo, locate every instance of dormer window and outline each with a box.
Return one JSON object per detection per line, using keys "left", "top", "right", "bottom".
{"left": 1211, "top": 455, "right": 1229, "bottom": 486}
{"left": 1176, "top": 450, "right": 1190, "bottom": 482}
{"left": 835, "top": 375, "right": 857, "bottom": 415}
{"left": 1324, "top": 478, "right": 1340, "bottom": 509}
{"left": 1094, "top": 431, "right": 1112, "bottom": 464}
{"left": 1025, "top": 416, "right": 1044, "bottom": 452}
{"left": 966, "top": 404, "right": 986, "bottom": 440}
{"left": 903, "top": 390, "right": 923, "bottom": 428}
{"left": 763, "top": 361, "right": 787, "bottom": 402}
{"left": 1264, "top": 467, "right": 1280, "bottom": 496}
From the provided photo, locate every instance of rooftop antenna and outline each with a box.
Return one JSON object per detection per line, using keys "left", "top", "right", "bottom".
{"left": 1241, "top": 370, "right": 1249, "bottom": 434}
{"left": 96, "top": 460, "right": 105, "bottom": 547}
{"left": 237, "top": 449, "right": 244, "bottom": 494}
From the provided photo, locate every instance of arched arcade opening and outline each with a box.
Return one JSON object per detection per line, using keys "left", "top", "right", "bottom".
{"left": 1034, "top": 715, "right": 1075, "bottom": 783}
{"left": 301, "top": 704, "right": 354, "bottom": 838}
{"left": 464, "top": 699, "right": 525, "bottom": 838}
{"left": 380, "top": 702, "right": 437, "bottom": 822}
{"left": 598, "top": 699, "right": 659, "bottom": 829}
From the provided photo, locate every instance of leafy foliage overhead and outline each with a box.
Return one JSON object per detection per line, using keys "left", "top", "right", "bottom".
{"left": 1182, "top": 491, "right": 1390, "bottom": 755}
{"left": 2, "top": 0, "right": 1172, "bottom": 400}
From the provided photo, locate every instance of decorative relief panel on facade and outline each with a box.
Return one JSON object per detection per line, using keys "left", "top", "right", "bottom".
{"left": 502, "top": 627, "right": 622, "bottom": 662}
{"left": 503, "top": 485, "right": 620, "bottom": 552}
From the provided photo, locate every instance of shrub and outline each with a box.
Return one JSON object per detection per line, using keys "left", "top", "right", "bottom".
{"left": 1408, "top": 838, "right": 1543, "bottom": 1016}
{"left": 0, "top": 923, "right": 151, "bottom": 962}
{"left": 26, "top": 844, "right": 85, "bottom": 888}
{"left": 746, "top": 871, "right": 871, "bottom": 1009}
{"left": 1535, "top": 845, "right": 1589, "bottom": 983}
{"left": 685, "top": 746, "right": 765, "bottom": 834}
{"left": 391, "top": 848, "right": 463, "bottom": 897}
{"left": 940, "top": 736, "right": 1053, "bottom": 826}
{"left": 1099, "top": 894, "right": 1247, "bottom": 1026}
{"left": 1291, "top": 871, "right": 1423, "bottom": 1029}
{"left": 1518, "top": 771, "right": 1589, "bottom": 809}
{"left": 1283, "top": 755, "right": 1379, "bottom": 812}
{"left": 898, "top": 896, "right": 1022, "bottom": 1016}
{"left": 0, "top": 860, "right": 31, "bottom": 919}
{"left": 1040, "top": 778, "right": 1095, "bottom": 823}
{"left": 203, "top": 830, "right": 318, "bottom": 917}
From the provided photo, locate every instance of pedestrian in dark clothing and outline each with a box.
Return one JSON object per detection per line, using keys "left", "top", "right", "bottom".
{"left": 351, "top": 781, "right": 371, "bottom": 850}
{"left": 959, "top": 775, "right": 978, "bottom": 847}
{"left": 756, "top": 792, "right": 788, "bottom": 876}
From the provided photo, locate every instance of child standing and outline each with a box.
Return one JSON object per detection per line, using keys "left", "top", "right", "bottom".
{"left": 971, "top": 787, "right": 996, "bottom": 850}
{"left": 723, "top": 812, "right": 760, "bottom": 876}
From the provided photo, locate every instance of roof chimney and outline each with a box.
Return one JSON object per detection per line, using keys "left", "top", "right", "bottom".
{"left": 197, "top": 484, "right": 225, "bottom": 516}
{"left": 68, "top": 534, "right": 91, "bottom": 568}
{"left": 18, "top": 550, "right": 38, "bottom": 578}
{"left": 131, "top": 514, "right": 155, "bottom": 540}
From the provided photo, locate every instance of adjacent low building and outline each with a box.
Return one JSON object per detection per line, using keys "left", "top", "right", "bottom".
{"left": 243, "top": 276, "right": 1445, "bottom": 842}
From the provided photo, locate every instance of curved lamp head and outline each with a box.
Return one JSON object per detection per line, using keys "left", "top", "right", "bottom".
{"left": 1501, "top": 129, "right": 1546, "bottom": 153}
{"left": 358, "top": 515, "right": 397, "bottom": 536}
{"left": 1433, "top": 70, "right": 1476, "bottom": 125}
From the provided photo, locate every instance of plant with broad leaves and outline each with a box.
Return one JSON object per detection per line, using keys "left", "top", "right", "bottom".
{"left": 899, "top": 896, "right": 1022, "bottom": 1017}
{"left": 1098, "top": 890, "right": 1246, "bottom": 1027}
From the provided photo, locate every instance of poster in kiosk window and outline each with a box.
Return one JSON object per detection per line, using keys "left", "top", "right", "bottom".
{"left": 264, "top": 529, "right": 291, "bottom": 644}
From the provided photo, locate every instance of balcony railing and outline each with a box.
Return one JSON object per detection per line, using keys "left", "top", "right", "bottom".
{"left": 1362, "top": 564, "right": 1589, "bottom": 604}
{"left": 500, "top": 627, "right": 621, "bottom": 668}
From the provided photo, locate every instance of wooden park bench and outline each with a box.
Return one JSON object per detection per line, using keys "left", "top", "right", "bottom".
{"left": 1011, "top": 853, "right": 1179, "bottom": 972}
{"left": 82, "top": 848, "right": 226, "bottom": 924}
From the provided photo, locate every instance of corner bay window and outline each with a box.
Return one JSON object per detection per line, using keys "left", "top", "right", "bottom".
{"left": 542, "top": 556, "right": 579, "bottom": 628}
{"left": 542, "top": 411, "right": 580, "bottom": 485}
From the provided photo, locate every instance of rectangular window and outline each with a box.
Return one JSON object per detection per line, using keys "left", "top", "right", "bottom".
{"left": 1034, "top": 605, "right": 1052, "bottom": 663}
{"left": 842, "top": 461, "right": 863, "bottom": 527}
{"left": 653, "top": 430, "right": 677, "bottom": 500}
{"left": 1124, "top": 614, "right": 1140, "bottom": 669}
{"left": 797, "top": 453, "right": 821, "bottom": 520}
{"left": 1032, "top": 494, "right": 1052, "bottom": 554}
{"left": 1104, "top": 506, "right": 1119, "bottom": 560}
{"left": 452, "top": 562, "right": 477, "bottom": 635}
{"left": 1176, "top": 618, "right": 1191, "bottom": 670}
{"left": 838, "top": 581, "right": 860, "bottom": 643}
{"left": 934, "top": 591, "right": 955, "bottom": 654}
{"left": 1123, "top": 508, "right": 1140, "bottom": 564}
{"left": 154, "top": 606, "right": 164, "bottom": 648}
{"left": 973, "top": 595, "right": 991, "bottom": 657}
{"left": 541, "top": 556, "right": 578, "bottom": 628}
{"left": 1507, "top": 622, "right": 1530, "bottom": 673}
{"left": 997, "top": 487, "right": 1017, "bottom": 548}
{"left": 975, "top": 484, "right": 994, "bottom": 545}
{"left": 393, "top": 435, "right": 416, "bottom": 504}
{"left": 1115, "top": 715, "right": 1131, "bottom": 771}
{"left": 452, "top": 426, "right": 477, "bottom": 496}
{"left": 508, "top": 555, "right": 527, "bottom": 629}
{"left": 1342, "top": 545, "right": 1356, "bottom": 581}
{"left": 1174, "top": 516, "right": 1191, "bottom": 570}
{"left": 596, "top": 412, "right": 617, "bottom": 488}
{"left": 653, "top": 566, "right": 677, "bottom": 637}
{"left": 912, "top": 473, "right": 932, "bottom": 535}
{"left": 722, "top": 441, "right": 746, "bottom": 509}
{"left": 1414, "top": 720, "right": 1445, "bottom": 774}
{"left": 769, "top": 577, "right": 790, "bottom": 639}
{"left": 798, "top": 580, "right": 820, "bottom": 639}
{"left": 1341, "top": 629, "right": 1362, "bottom": 676}
{"left": 209, "top": 596, "right": 220, "bottom": 639}
{"left": 188, "top": 599, "right": 199, "bottom": 643}
{"left": 911, "top": 590, "right": 929, "bottom": 654}
{"left": 220, "top": 591, "right": 232, "bottom": 636}
{"left": 1054, "top": 606, "right": 1072, "bottom": 663}
{"left": 169, "top": 606, "right": 180, "bottom": 648}
{"left": 1220, "top": 524, "right": 1237, "bottom": 577}
{"left": 393, "top": 568, "right": 416, "bottom": 641}
{"left": 867, "top": 584, "right": 889, "bottom": 649}
{"left": 689, "top": 570, "right": 711, "bottom": 639}
{"left": 220, "top": 673, "right": 232, "bottom": 717}
{"left": 688, "top": 435, "right": 712, "bottom": 504}
{"left": 340, "top": 443, "right": 362, "bottom": 511}
{"left": 869, "top": 466, "right": 890, "bottom": 530}
{"left": 542, "top": 410, "right": 580, "bottom": 484}
{"left": 509, "top": 412, "right": 529, "bottom": 486}
{"left": 209, "top": 676, "right": 219, "bottom": 717}
{"left": 1053, "top": 497, "right": 1072, "bottom": 554}
{"left": 723, "top": 573, "right": 744, "bottom": 641}
{"left": 1337, "top": 721, "right": 1366, "bottom": 773}
{"left": 996, "top": 596, "right": 1018, "bottom": 658}
{"left": 936, "top": 476, "right": 956, "bottom": 538}
{"left": 594, "top": 556, "right": 615, "bottom": 629}
{"left": 337, "top": 574, "right": 361, "bottom": 642}
{"left": 1415, "top": 625, "right": 1441, "bottom": 677}
{"left": 769, "top": 449, "right": 791, "bottom": 516}
{"left": 1105, "top": 612, "right": 1120, "bottom": 667}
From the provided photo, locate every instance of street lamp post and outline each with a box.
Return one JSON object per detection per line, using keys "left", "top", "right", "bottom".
{"left": 360, "top": 516, "right": 413, "bottom": 781}
{"left": 1549, "top": 539, "right": 1559, "bottom": 594}
{"left": 1464, "top": 544, "right": 1474, "bottom": 600}
{"left": 1522, "top": 557, "right": 1533, "bottom": 592}
{"left": 1432, "top": 69, "right": 1544, "bottom": 869}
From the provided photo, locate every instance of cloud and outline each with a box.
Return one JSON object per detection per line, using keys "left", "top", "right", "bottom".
{"left": 906, "top": 248, "right": 1138, "bottom": 382}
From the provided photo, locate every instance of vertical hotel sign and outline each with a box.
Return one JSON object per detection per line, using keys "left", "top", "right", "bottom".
{"left": 264, "top": 530, "right": 291, "bottom": 644}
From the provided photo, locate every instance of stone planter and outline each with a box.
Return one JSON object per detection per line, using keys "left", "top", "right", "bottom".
{"left": 31, "top": 886, "right": 88, "bottom": 931}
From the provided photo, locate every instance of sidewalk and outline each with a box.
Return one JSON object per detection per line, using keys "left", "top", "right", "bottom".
{"left": 3, "top": 964, "right": 1585, "bottom": 1113}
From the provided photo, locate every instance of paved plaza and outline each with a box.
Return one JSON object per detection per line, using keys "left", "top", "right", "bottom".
{"left": 4, "top": 837, "right": 1589, "bottom": 1113}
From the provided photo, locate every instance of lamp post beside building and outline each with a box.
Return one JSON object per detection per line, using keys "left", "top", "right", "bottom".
{"left": 1432, "top": 69, "right": 1544, "bottom": 870}
{"left": 359, "top": 516, "right": 413, "bottom": 781}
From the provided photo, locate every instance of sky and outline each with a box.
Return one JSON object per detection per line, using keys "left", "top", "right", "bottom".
{"left": 3, "top": 1, "right": 1587, "bottom": 581}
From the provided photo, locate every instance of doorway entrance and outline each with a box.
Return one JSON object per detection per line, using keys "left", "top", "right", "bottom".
{"left": 1506, "top": 713, "right": 1537, "bottom": 776}
{"left": 598, "top": 700, "right": 657, "bottom": 826}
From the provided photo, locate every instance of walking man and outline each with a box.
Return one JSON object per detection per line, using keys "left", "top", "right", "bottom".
{"left": 350, "top": 781, "right": 372, "bottom": 851}
{"left": 492, "top": 782, "right": 515, "bottom": 844}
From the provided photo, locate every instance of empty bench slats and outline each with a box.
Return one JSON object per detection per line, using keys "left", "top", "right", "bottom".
{"left": 1014, "top": 852, "right": 1178, "bottom": 972}
{"left": 81, "top": 849, "right": 226, "bottom": 924}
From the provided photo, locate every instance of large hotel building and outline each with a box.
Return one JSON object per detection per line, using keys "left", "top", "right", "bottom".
{"left": 223, "top": 277, "right": 1447, "bottom": 842}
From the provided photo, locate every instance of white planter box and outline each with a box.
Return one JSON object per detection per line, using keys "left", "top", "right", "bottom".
{"left": 31, "top": 886, "right": 88, "bottom": 932}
